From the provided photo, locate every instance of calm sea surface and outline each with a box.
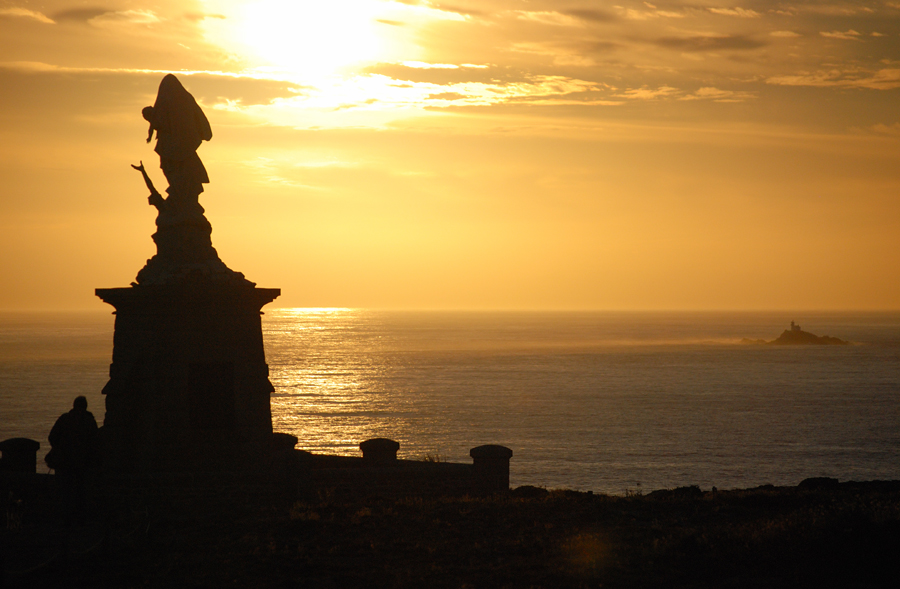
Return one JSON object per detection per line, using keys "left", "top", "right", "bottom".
{"left": 2, "top": 310, "right": 899, "bottom": 494}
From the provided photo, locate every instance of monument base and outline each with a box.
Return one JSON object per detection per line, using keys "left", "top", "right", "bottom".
{"left": 96, "top": 282, "right": 280, "bottom": 475}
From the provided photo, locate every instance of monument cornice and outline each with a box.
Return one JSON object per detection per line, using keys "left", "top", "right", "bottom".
{"left": 96, "top": 284, "right": 281, "bottom": 313}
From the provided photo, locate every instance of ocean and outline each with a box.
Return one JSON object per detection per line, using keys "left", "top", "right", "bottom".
{"left": 2, "top": 310, "right": 899, "bottom": 494}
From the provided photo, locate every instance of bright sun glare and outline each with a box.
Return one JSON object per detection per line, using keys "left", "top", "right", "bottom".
{"left": 199, "top": 0, "right": 464, "bottom": 124}
{"left": 229, "top": 0, "right": 387, "bottom": 79}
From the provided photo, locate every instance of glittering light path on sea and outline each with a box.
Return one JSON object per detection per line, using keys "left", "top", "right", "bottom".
{"left": 263, "top": 309, "right": 900, "bottom": 493}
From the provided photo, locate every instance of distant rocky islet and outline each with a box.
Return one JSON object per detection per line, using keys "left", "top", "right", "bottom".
{"left": 742, "top": 321, "right": 849, "bottom": 346}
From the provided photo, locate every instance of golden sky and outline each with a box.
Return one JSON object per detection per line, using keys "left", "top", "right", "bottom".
{"left": 2, "top": 0, "right": 899, "bottom": 310}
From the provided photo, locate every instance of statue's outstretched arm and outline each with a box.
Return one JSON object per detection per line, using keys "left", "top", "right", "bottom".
{"left": 132, "top": 161, "right": 165, "bottom": 209}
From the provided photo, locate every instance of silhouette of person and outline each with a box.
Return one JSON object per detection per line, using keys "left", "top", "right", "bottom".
{"left": 49, "top": 396, "right": 99, "bottom": 525}
{"left": 142, "top": 74, "right": 212, "bottom": 200}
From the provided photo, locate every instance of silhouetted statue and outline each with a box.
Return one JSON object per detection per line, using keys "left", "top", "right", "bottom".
{"left": 131, "top": 75, "right": 249, "bottom": 286}
{"left": 95, "top": 74, "right": 279, "bottom": 477}
{"left": 48, "top": 396, "right": 98, "bottom": 524}
{"left": 143, "top": 73, "right": 212, "bottom": 200}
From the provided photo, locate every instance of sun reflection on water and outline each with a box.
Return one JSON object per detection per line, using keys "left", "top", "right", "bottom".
{"left": 265, "top": 308, "right": 411, "bottom": 456}
{"left": 261, "top": 309, "right": 900, "bottom": 492}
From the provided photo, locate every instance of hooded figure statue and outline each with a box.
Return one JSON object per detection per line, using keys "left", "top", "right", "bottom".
{"left": 142, "top": 74, "right": 212, "bottom": 199}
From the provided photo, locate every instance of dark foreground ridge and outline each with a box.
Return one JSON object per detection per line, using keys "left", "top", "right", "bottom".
{"left": 3, "top": 476, "right": 898, "bottom": 588}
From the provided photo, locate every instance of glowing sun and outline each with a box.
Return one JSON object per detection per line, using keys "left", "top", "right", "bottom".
{"left": 206, "top": 0, "right": 391, "bottom": 80}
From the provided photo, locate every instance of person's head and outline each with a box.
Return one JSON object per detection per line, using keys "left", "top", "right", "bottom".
{"left": 142, "top": 106, "right": 154, "bottom": 123}
{"left": 73, "top": 396, "right": 88, "bottom": 412}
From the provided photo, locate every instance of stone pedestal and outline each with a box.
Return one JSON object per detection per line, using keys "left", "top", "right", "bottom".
{"left": 96, "top": 282, "right": 279, "bottom": 474}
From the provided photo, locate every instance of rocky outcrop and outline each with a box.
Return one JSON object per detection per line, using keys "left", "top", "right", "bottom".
{"left": 769, "top": 328, "right": 848, "bottom": 345}
{"left": 742, "top": 323, "right": 849, "bottom": 346}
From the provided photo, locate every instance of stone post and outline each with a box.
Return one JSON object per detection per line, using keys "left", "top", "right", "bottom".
{"left": 470, "top": 444, "right": 512, "bottom": 494}
{"left": 360, "top": 438, "right": 400, "bottom": 466}
{"left": 0, "top": 438, "right": 41, "bottom": 474}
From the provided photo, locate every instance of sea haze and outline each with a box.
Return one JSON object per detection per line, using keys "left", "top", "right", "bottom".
{"left": 2, "top": 310, "right": 899, "bottom": 494}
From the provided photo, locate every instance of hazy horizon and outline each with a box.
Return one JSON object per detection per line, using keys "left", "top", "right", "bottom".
{"left": 4, "top": 305, "right": 900, "bottom": 315}
{"left": 3, "top": 1, "right": 900, "bottom": 311}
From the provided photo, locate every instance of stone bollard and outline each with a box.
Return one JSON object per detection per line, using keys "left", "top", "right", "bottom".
{"left": 360, "top": 438, "right": 400, "bottom": 466}
{"left": 470, "top": 444, "right": 513, "bottom": 495}
{"left": 0, "top": 438, "right": 41, "bottom": 474}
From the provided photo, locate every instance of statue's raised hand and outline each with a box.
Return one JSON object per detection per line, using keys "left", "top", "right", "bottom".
{"left": 132, "top": 161, "right": 162, "bottom": 209}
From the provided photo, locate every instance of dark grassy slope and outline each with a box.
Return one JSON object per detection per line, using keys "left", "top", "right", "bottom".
{"left": 6, "top": 479, "right": 899, "bottom": 588}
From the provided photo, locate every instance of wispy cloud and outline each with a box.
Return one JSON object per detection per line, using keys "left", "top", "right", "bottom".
{"left": 0, "top": 7, "right": 54, "bottom": 23}
{"left": 770, "top": 31, "right": 801, "bottom": 38}
{"left": 263, "top": 72, "right": 612, "bottom": 115}
{"left": 391, "top": 1, "right": 468, "bottom": 22}
{"left": 561, "top": 9, "right": 617, "bottom": 23}
{"left": 51, "top": 8, "right": 110, "bottom": 23}
{"left": 0, "top": 61, "right": 76, "bottom": 72}
{"left": 870, "top": 122, "right": 900, "bottom": 135}
{"left": 820, "top": 30, "right": 862, "bottom": 40}
{"left": 615, "top": 85, "right": 680, "bottom": 100}
{"left": 48, "top": 7, "right": 160, "bottom": 26}
{"left": 679, "top": 87, "right": 755, "bottom": 102}
{"left": 655, "top": 35, "right": 766, "bottom": 52}
{"left": 242, "top": 160, "right": 326, "bottom": 189}
{"left": 0, "top": 62, "right": 258, "bottom": 78}
{"left": 424, "top": 74, "right": 606, "bottom": 106}
{"left": 508, "top": 41, "right": 607, "bottom": 66}
{"left": 801, "top": 4, "right": 872, "bottom": 16}
{"left": 401, "top": 61, "right": 486, "bottom": 69}
{"left": 514, "top": 11, "right": 581, "bottom": 27}
{"left": 708, "top": 7, "right": 761, "bottom": 18}
{"left": 425, "top": 2, "right": 484, "bottom": 18}
{"left": 426, "top": 91, "right": 468, "bottom": 100}
{"left": 619, "top": 3, "right": 684, "bottom": 20}
{"left": 184, "top": 12, "right": 227, "bottom": 23}
{"left": 767, "top": 68, "right": 900, "bottom": 90}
